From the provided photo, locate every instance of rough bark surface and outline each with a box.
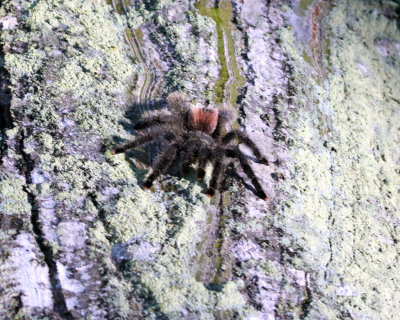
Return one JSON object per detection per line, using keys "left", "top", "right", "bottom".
{"left": 0, "top": 0, "right": 399, "bottom": 319}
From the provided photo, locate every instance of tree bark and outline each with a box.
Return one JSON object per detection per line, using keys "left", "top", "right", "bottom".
{"left": 0, "top": 0, "right": 399, "bottom": 319}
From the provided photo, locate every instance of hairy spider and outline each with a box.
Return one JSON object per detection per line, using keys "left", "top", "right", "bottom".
{"left": 112, "top": 92, "right": 269, "bottom": 200}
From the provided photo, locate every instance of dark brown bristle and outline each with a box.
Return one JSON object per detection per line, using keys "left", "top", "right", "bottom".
{"left": 112, "top": 92, "right": 267, "bottom": 201}
{"left": 206, "top": 188, "right": 215, "bottom": 198}
{"left": 167, "top": 91, "right": 189, "bottom": 112}
{"left": 219, "top": 104, "right": 237, "bottom": 124}
{"left": 188, "top": 106, "right": 219, "bottom": 134}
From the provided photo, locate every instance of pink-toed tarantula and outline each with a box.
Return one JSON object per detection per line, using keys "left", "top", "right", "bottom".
{"left": 112, "top": 92, "right": 269, "bottom": 200}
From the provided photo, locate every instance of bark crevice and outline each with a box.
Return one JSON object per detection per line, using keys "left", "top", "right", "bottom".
{"left": 0, "top": 23, "right": 13, "bottom": 163}
{"left": 0, "top": 32, "right": 12, "bottom": 131}
{"left": 19, "top": 131, "right": 73, "bottom": 320}
{"left": 300, "top": 274, "right": 313, "bottom": 319}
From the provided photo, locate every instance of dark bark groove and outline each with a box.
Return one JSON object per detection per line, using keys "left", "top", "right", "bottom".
{"left": 19, "top": 131, "right": 73, "bottom": 320}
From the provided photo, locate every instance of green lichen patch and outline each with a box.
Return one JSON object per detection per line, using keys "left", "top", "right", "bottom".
{"left": 195, "top": 0, "right": 245, "bottom": 105}
{"left": 108, "top": 186, "right": 168, "bottom": 243}
{"left": 278, "top": 0, "right": 400, "bottom": 318}
{"left": 102, "top": 174, "right": 253, "bottom": 317}
{"left": 300, "top": 0, "right": 314, "bottom": 12}
{"left": 2, "top": 0, "right": 398, "bottom": 318}
{"left": 1, "top": 0, "right": 146, "bottom": 316}
{"left": 0, "top": 178, "right": 31, "bottom": 216}
{"left": 111, "top": 0, "right": 220, "bottom": 101}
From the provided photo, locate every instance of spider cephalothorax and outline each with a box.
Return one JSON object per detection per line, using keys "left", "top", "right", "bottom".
{"left": 112, "top": 92, "right": 269, "bottom": 200}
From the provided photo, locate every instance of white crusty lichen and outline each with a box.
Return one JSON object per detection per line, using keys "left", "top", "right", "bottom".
{"left": 278, "top": 0, "right": 400, "bottom": 318}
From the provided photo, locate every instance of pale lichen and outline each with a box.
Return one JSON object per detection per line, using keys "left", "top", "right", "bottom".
{"left": 278, "top": 0, "right": 400, "bottom": 318}
{"left": 1, "top": 0, "right": 399, "bottom": 318}
{"left": 0, "top": 178, "right": 31, "bottom": 216}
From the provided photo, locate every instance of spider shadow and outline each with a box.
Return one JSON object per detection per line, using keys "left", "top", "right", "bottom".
{"left": 114, "top": 143, "right": 209, "bottom": 191}
{"left": 111, "top": 100, "right": 206, "bottom": 188}
{"left": 109, "top": 100, "right": 264, "bottom": 199}
{"left": 108, "top": 101, "right": 164, "bottom": 183}
{"left": 119, "top": 99, "right": 165, "bottom": 136}
{"left": 156, "top": 160, "right": 210, "bottom": 195}
{"left": 222, "top": 162, "right": 260, "bottom": 198}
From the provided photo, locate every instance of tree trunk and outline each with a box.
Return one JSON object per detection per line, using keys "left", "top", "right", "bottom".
{"left": 0, "top": 0, "right": 399, "bottom": 319}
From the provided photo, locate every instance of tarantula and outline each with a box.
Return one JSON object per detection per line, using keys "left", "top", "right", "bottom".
{"left": 112, "top": 92, "right": 269, "bottom": 200}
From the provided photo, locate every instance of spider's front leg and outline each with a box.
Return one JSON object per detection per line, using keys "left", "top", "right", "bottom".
{"left": 133, "top": 114, "right": 175, "bottom": 130}
{"left": 111, "top": 134, "right": 154, "bottom": 155}
{"left": 197, "top": 147, "right": 212, "bottom": 181}
{"left": 226, "top": 148, "right": 268, "bottom": 201}
{"left": 222, "top": 130, "right": 269, "bottom": 165}
{"left": 205, "top": 149, "right": 225, "bottom": 198}
{"left": 111, "top": 131, "right": 175, "bottom": 155}
{"left": 142, "top": 143, "right": 179, "bottom": 189}
{"left": 179, "top": 141, "right": 201, "bottom": 176}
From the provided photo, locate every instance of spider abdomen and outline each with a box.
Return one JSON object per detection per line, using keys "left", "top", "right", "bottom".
{"left": 183, "top": 131, "right": 214, "bottom": 145}
{"left": 112, "top": 92, "right": 269, "bottom": 200}
{"left": 188, "top": 106, "right": 218, "bottom": 135}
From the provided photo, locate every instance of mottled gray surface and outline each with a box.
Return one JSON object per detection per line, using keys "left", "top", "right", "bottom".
{"left": 0, "top": 0, "right": 399, "bottom": 319}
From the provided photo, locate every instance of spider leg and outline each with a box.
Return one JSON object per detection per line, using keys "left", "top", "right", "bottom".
{"left": 197, "top": 147, "right": 211, "bottom": 180}
{"left": 179, "top": 142, "right": 200, "bottom": 176}
{"left": 112, "top": 131, "right": 176, "bottom": 154}
{"left": 222, "top": 130, "right": 269, "bottom": 165}
{"left": 205, "top": 150, "right": 225, "bottom": 198}
{"left": 211, "top": 105, "right": 237, "bottom": 139}
{"left": 226, "top": 148, "right": 268, "bottom": 200}
{"left": 134, "top": 115, "right": 175, "bottom": 130}
{"left": 142, "top": 143, "right": 179, "bottom": 189}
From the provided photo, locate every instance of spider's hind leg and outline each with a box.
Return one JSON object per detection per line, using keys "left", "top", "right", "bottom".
{"left": 112, "top": 131, "right": 175, "bottom": 155}
{"left": 197, "top": 147, "right": 211, "bottom": 181}
{"left": 179, "top": 141, "right": 201, "bottom": 176}
{"left": 133, "top": 115, "right": 174, "bottom": 130}
{"left": 227, "top": 148, "right": 268, "bottom": 200}
{"left": 142, "top": 143, "right": 178, "bottom": 189}
{"left": 205, "top": 150, "right": 225, "bottom": 198}
{"left": 222, "top": 130, "right": 269, "bottom": 165}
{"left": 112, "top": 133, "right": 156, "bottom": 155}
